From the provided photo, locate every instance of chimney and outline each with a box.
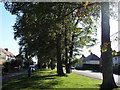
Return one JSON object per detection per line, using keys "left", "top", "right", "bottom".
{"left": 4, "top": 48, "right": 8, "bottom": 51}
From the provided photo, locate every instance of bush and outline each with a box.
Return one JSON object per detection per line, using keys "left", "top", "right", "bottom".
{"left": 3, "top": 62, "right": 11, "bottom": 72}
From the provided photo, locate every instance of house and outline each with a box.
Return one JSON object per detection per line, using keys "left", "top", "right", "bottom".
{"left": 0, "top": 48, "right": 15, "bottom": 64}
{"left": 82, "top": 53, "right": 101, "bottom": 70}
{"left": 112, "top": 51, "right": 120, "bottom": 74}
{"left": 113, "top": 51, "right": 120, "bottom": 66}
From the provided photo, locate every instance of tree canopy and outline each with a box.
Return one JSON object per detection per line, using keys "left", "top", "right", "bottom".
{"left": 4, "top": 2, "right": 100, "bottom": 74}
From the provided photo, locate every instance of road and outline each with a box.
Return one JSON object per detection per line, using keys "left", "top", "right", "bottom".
{"left": 72, "top": 70, "right": 120, "bottom": 85}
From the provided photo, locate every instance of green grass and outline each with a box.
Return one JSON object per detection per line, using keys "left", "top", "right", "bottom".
{"left": 2, "top": 69, "right": 120, "bottom": 90}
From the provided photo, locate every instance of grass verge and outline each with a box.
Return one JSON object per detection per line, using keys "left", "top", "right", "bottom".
{"left": 2, "top": 69, "right": 120, "bottom": 90}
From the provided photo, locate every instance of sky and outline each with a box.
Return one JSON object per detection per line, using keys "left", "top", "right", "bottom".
{"left": 0, "top": 3, "right": 118, "bottom": 57}
{"left": 82, "top": 18, "right": 118, "bottom": 57}
{"left": 0, "top": 3, "right": 19, "bottom": 55}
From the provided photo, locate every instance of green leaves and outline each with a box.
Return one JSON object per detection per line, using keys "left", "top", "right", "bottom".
{"left": 4, "top": 2, "right": 99, "bottom": 64}
{"left": 112, "top": 50, "right": 117, "bottom": 56}
{"left": 101, "top": 42, "right": 109, "bottom": 53}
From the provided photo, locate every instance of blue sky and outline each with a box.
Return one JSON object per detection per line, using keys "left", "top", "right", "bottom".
{"left": 0, "top": 3, "right": 19, "bottom": 55}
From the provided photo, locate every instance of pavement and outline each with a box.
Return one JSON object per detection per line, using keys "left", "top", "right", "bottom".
{"left": 72, "top": 69, "right": 120, "bottom": 85}
{"left": 2, "top": 69, "right": 28, "bottom": 82}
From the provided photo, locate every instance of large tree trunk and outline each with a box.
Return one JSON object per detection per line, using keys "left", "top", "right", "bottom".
{"left": 37, "top": 54, "right": 42, "bottom": 69}
{"left": 100, "top": 2, "right": 118, "bottom": 89}
{"left": 69, "top": 34, "right": 74, "bottom": 73}
{"left": 65, "top": 24, "right": 71, "bottom": 73}
{"left": 56, "top": 34, "right": 65, "bottom": 76}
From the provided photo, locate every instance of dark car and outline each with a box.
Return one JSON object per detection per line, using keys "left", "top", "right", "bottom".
{"left": 75, "top": 65, "right": 82, "bottom": 70}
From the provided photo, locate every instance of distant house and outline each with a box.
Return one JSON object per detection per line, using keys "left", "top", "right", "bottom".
{"left": 82, "top": 53, "right": 101, "bottom": 70}
{"left": 0, "top": 48, "right": 15, "bottom": 64}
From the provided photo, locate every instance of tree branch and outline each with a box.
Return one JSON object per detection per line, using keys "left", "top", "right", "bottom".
{"left": 64, "top": 2, "right": 100, "bottom": 18}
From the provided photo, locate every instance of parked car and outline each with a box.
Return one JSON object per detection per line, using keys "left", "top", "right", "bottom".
{"left": 29, "top": 65, "right": 36, "bottom": 71}
{"left": 71, "top": 66, "right": 75, "bottom": 69}
{"left": 75, "top": 65, "right": 82, "bottom": 70}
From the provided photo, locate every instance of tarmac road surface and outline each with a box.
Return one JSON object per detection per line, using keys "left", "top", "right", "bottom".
{"left": 72, "top": 69, "right": 120, "bottom": 85}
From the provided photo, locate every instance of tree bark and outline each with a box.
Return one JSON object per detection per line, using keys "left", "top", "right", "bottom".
{"left": 69, "top": 34, "right": 74, "bottom": 73}
{"left": 37, "top": 54, "right": 42, "bottom": 69}
{"left": 100, "top": 2, "right": 118, "bottom": 89}
{"left": 56, "top": 34, "right": 65, "bottom": 76}
{"left": 65, "top": 24, "right": 71, "bottom": 73}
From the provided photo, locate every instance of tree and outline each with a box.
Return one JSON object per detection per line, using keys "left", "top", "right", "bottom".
{"left": 4, "top": 2, "right": 119, "bottom": 88}
{"left": 4, "top": 2, "right": 99, "bottom": 76}
{"left": 100, "top": 2, "right": 118, "bottom": 89}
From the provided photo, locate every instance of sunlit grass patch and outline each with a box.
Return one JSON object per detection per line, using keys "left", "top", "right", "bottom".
{"left": 2, "top": 69, "right": 111, "bottom": 90}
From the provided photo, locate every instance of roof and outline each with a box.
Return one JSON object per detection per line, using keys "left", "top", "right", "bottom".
{"left": 0, "top": 48, "right": 15, "bottom": 57}
{"left": 84, "top": 54, "right": 100, "bottom": 61}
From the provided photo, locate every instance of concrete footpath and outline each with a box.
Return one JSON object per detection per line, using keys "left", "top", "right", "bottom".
{"left": 72, "top": 70, "right": 120, "bottom": 85}
{"left": 2, "top": 69, "right": 28, "bottom": 82}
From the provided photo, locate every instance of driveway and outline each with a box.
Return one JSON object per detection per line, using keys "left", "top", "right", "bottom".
{"left": 72, "top": 70, "right": 120, "bottom": 85}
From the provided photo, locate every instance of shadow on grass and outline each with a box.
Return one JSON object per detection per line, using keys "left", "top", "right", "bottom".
{"left": 2, "top": 71, "right": 64, "bottom": 90}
